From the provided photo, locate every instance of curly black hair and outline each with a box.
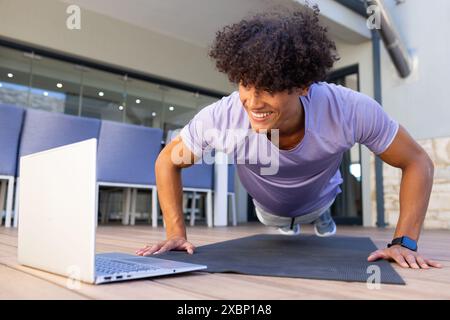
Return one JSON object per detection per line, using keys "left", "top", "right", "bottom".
{"left": 208, "top": 4, "right": 340, "bottom": 93}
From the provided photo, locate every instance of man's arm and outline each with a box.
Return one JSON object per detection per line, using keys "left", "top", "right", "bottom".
{"left": 136, "top": 135, "right": 198, "bottom": 256}
{"left": 367, "top": 125, "right": 442, "bottom": 268}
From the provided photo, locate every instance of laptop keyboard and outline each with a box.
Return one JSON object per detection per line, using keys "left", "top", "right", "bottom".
{"left": 95, "top": 256, "right": 163, "bottom": 275}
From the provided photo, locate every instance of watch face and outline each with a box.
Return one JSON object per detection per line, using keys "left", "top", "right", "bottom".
{"left": 402, "top": 236, "right": 418, "bottom": 251}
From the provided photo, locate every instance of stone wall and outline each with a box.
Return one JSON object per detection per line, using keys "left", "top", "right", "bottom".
{"left": 371, "top": 136, "right": 450, "bottom": 229}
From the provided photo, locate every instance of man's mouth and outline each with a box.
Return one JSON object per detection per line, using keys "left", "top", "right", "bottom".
{"left": 250, "top": 111, "right": 274, "bottom": 121}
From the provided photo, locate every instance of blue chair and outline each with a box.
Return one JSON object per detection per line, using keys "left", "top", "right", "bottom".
{"left": 165, "top": 129, "right": 215, "bottom": 227}
{"left": 166, "top": 131, "right": 236, "bottom": 227}
{"left": 18, "top": 109, "right": 101, "bottom": 159}
{"left": 182, "top": 160, "right": 214, "bottom": 227}
{"left": 0, "top": 104, "right": 25, "bottom": 227}
{"left": 183, "top": 162, "right": 237, "bottom": 227}
{"left": 97, "top": 120, "right": 163, "bottom": 227}
{"left": 14, "top": 108, "right": 101, "bottom": 227}
{"left": 181, "top": 161, "right": 214, "bottom": 189}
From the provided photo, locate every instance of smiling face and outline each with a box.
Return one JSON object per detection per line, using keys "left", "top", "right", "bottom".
{"left": 238, "top": 84, "right": 309, "bottom": 134}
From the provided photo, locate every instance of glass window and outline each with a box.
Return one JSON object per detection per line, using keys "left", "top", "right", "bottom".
{"left": 28, "top": 53, "right": 82, "bottom": 114}
{"left": 125, "top": 77, "right": 165, "bottom": 128}
{"left": 125, "top": 77, "right": 219, "bottom": 137}
{"left": 80, "top": 68, "right": 126, "bottom": 121}
{"left": 0, "top": 46, "right": 32, "bottom": 107}
{"left": 161, "top": 86, "right": 218, "bottom": 140}
{"left": 0, "top": 44, "right": 221, "bottom": 132}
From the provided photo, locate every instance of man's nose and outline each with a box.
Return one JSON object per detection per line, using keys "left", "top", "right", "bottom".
{"left": 247, "top": 94, "right": 263, "bottom": 109}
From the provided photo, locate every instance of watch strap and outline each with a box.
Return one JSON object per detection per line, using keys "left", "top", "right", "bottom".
{"left": 387, "top": 236, "right": 418, "bottom": 251}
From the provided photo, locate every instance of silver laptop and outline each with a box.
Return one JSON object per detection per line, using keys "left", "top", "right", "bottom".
{"left": 17, "top": 138, "right": 206, "bottom": 284}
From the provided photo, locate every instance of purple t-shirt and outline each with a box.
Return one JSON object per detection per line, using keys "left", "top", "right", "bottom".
{"left": 180, "top": 82, "right": 399, "bottom": 217}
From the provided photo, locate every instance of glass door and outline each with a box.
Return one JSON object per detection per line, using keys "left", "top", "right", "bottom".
{"left": 327, "top": 65, "right": 363, "bottom": 225}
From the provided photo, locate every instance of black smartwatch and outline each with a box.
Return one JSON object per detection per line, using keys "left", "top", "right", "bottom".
{"left": 387, "top": 236, "right": 418, "bottom": 252}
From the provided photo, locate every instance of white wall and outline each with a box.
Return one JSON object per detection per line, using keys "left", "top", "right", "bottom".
{"left": 380, "top": 0, "right": 450, "bottom": 140}
{"left": 0, "top": 0, "right": 235, "bottom": 94}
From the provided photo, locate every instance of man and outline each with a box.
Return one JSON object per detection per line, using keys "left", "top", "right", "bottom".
{"left": 136, "top": 6, "right": 442, "bottom": 269}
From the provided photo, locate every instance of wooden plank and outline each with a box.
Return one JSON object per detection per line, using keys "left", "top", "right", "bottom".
{"left": 0, "top": 264, "right": 87, "bottom": 300}
{"left": 0, "top": 242, "right": 16, "bottom": 257}
{"left": 153, "top": 272, "right": 317, "bottom": 300}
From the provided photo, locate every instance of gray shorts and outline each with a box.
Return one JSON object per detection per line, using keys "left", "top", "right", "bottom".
{"left": 253, "top": 198, "right": 335, "bottom": 228}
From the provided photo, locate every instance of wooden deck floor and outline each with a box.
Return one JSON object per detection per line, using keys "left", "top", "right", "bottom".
{"left": 1, "top": 223, "right": 449, "bottom": 299}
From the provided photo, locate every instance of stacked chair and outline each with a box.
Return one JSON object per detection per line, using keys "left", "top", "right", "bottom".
{"left": 97, "top": 120, "right": 163, "bottom": 227}
{"left": 0, "top": 104, "right": 25, "bottom": 227}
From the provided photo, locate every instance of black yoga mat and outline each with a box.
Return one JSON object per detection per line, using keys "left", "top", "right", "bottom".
{"left": 155, "top": 234, "right": 405, "bottom": 285}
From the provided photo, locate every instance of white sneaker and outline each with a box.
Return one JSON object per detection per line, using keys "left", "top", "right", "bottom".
{"left": 313, "top": 209, "right": 336, "bottom": 237}
{"left": 277, "top": 223, "right": 301, "bottom": 236}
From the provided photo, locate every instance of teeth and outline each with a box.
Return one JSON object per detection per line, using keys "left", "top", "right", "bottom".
{"left": 251, "top": 111, "right": 272, "bottom": 119}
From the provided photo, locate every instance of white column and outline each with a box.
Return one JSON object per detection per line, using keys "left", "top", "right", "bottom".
{"left": 151, "top": 186, "right": 158, "bottom": 228}
{"left": 235, "top": 174, "right": 248, "bottom": 223}
{"left": 213, "top": 151, "right": 228, "bottom": 226}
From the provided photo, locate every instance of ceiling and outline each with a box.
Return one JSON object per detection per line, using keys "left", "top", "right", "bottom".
{"left": 62, "top": 0, "right": 297, "bottom": 48}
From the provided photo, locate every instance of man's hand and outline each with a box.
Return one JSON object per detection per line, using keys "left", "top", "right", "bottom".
{"left": 135, "top": 236, "right": 196, "bottom": 256}
{"left": 367, "top": 245, "right": 442, "bottom": 269}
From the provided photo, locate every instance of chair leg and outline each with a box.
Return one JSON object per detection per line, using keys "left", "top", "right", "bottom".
{"left": 4, "top": 178, "right": 15, "bottom": 228}
{"left": 190, "top": 192, "right": 197, "bottom": 227}
{"left": 99, "top": 188, "right": 109, "bottom": 225}
{"left": 0, "top": 180, "right": 6, "bottom": 226}
{"left": 130, "top": 188, "right": 138, "bottom": 226}
{"left": 105, "top": 191, "right": 111, "bottom": 224}
{"left": 13, "top": 178, "right": 19, "bottom": 228}
{"left": 206, "top": 190, "right": 213, "bottom": 228}
{"left": 121, "top": 188, "right": 131, "bottom": 225}
{"left": 151, "top": 187, "right": 158, "bottom": 228}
